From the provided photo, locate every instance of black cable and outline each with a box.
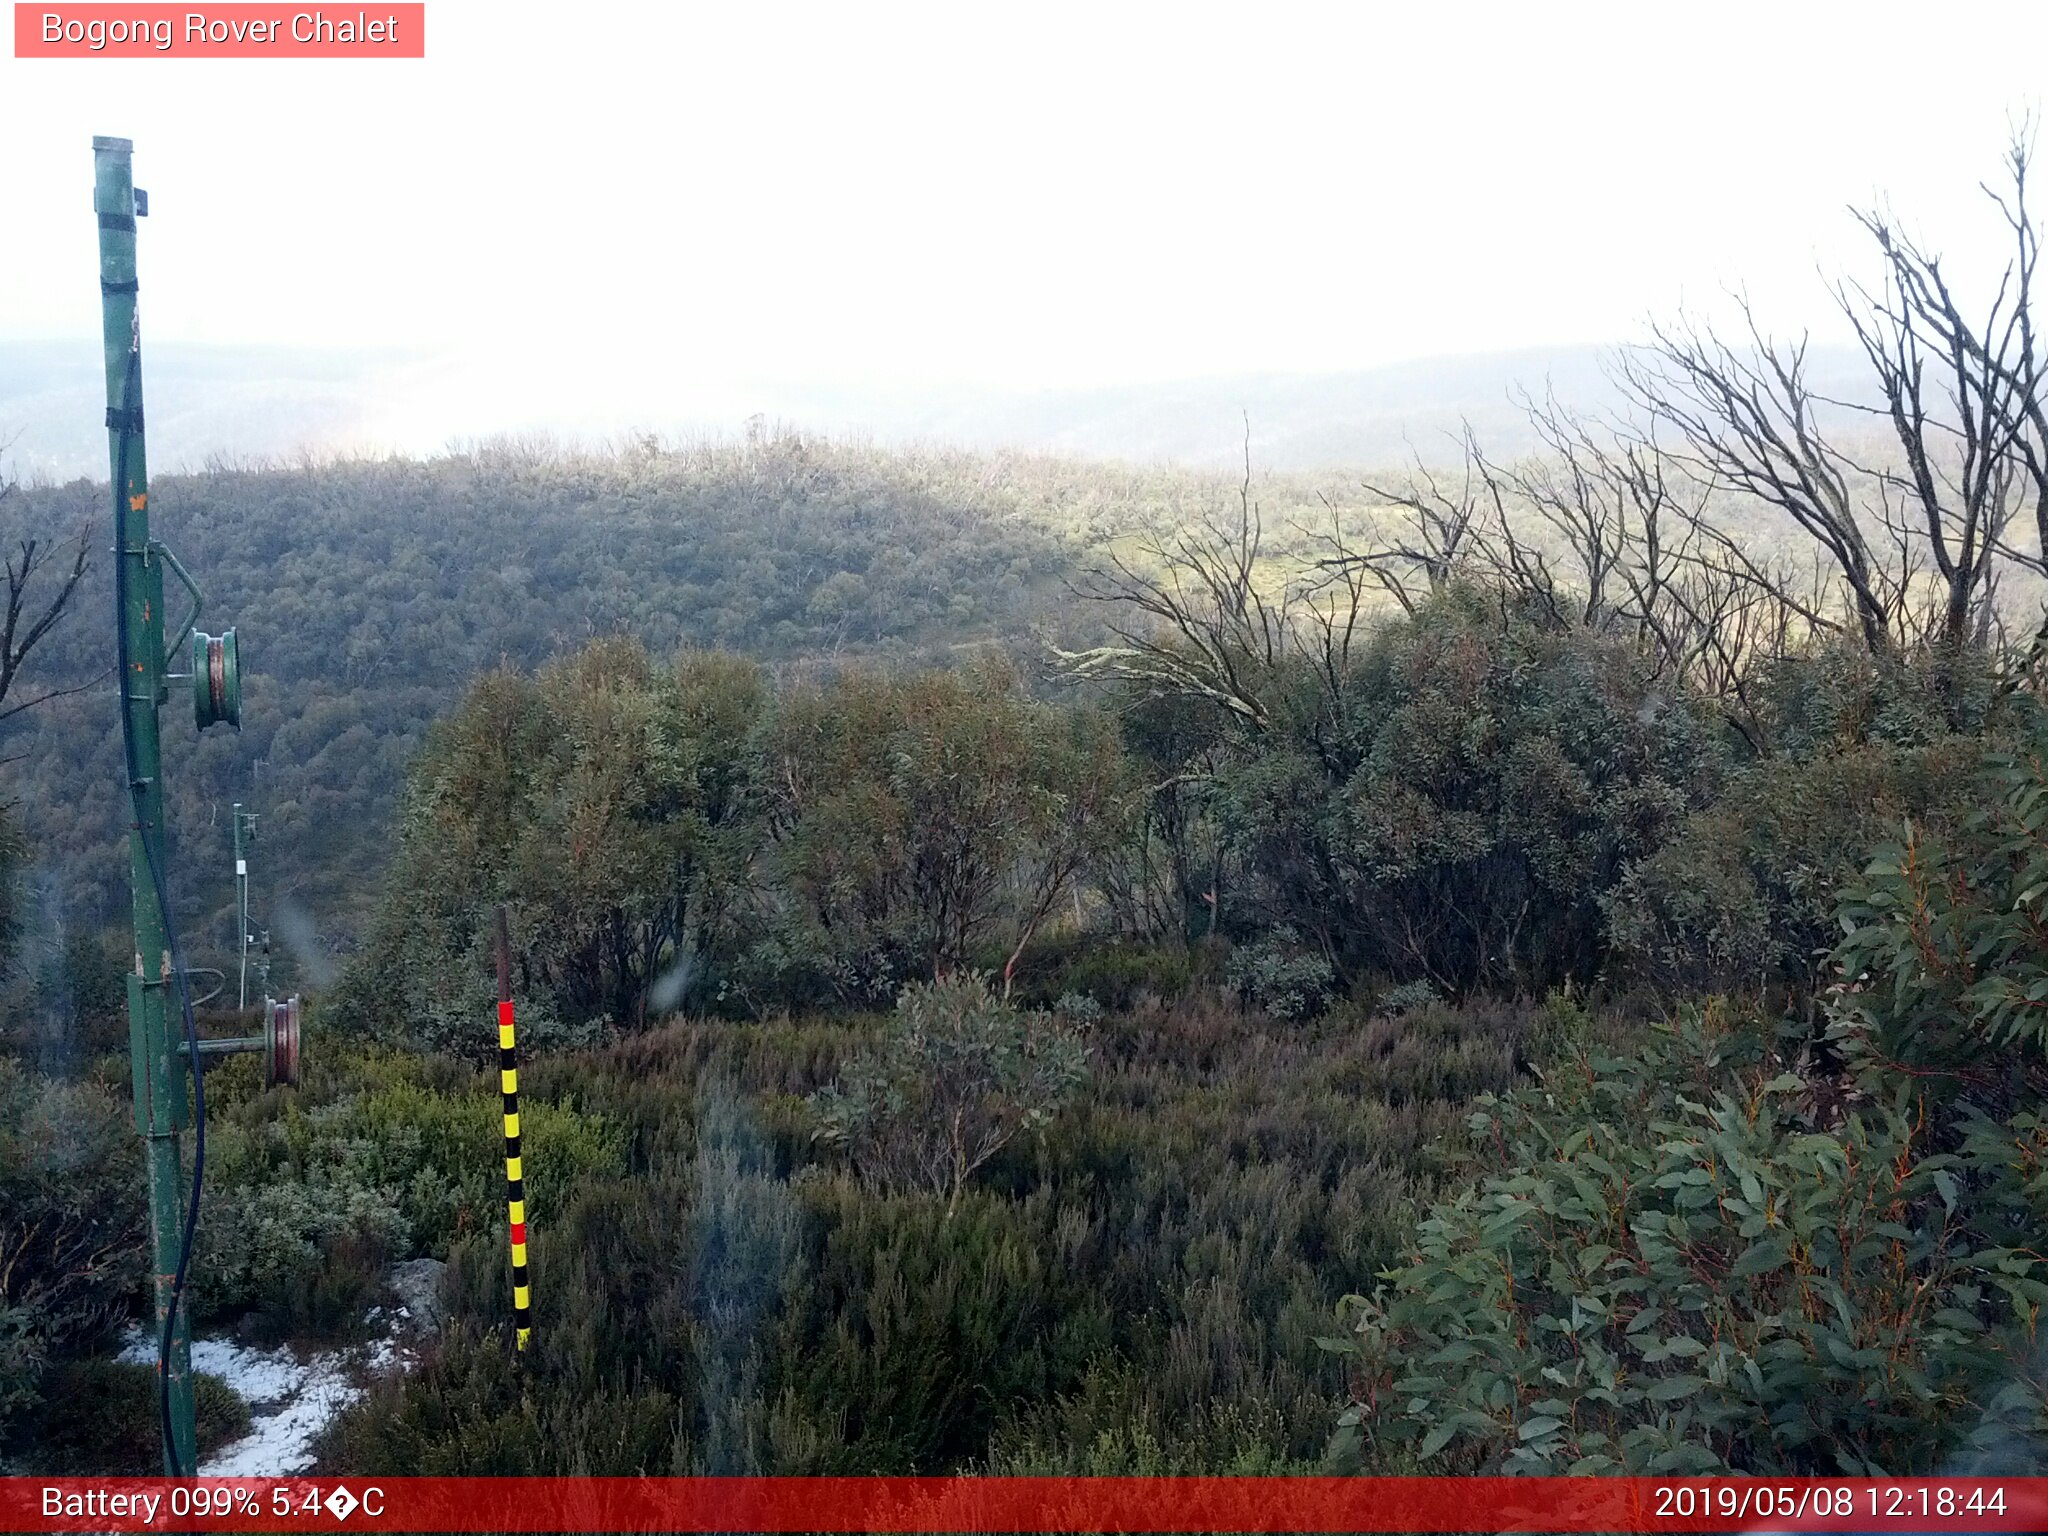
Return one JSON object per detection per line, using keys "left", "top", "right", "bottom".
{"left": 110, "top": 345, "right": 207, "bottom": 1477}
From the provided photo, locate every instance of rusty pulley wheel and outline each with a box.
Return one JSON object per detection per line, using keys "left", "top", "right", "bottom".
{"left": 192, "top": 628, "right": 240, "bottom": 730}
{"left": 263, "top": 993, "right": 300, "bottom": 1088}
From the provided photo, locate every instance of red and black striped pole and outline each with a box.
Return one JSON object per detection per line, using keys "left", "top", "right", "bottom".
{"left": 495, "top": 906, "right": 531, "bottom": 1351}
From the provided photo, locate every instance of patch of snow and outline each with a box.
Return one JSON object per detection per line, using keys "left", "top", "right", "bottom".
{"left": 204, "top": 1356, "right": 364, "bottom": 1476}
{"left": 115, "top": 1313, "right": 418, "bottom": 1476}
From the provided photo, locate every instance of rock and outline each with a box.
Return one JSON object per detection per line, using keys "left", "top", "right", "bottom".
{"left": 384, "top": 1258, "right": 448, "bottom": 1333}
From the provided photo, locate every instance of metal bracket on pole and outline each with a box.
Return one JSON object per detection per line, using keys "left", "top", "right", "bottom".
{"left": 155, "top": 540, "right": 204, "bottom": 659}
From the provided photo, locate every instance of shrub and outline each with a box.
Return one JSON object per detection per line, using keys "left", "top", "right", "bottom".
{"left": 0, "top": 1306, "right": 46, "bottom": 1451}
{"left": 808, "top": 977, "right": 1088, "bottom": 1213}
{"left": 334, "top": 645, "right": 772, "bottom": 1044}
{"left": 23, "top": 1359, "right": 248, "bottom": 1473}
{"left": 1225, "top": 929, "right": 1336, "bottom": 1020}
{"left": 1606, "top": 739, "right": 1989, "bottom": 1004}
{"left": 320, "top": 990, "right": 1542, "bottom": 1477}
{"left": 1324, "top": 1006, "right": 2048, "bottom": 1475}
{"left": 764, "top": 661, "right": 1133, "bottom": 1002}
{"left": 0, "top": 1062, "right": 145, "bottom": 1444}
{"left": 1833, "top": 735, "right": 2048, "bottom": 1097}
{"left": 1013, "top": 939, "right": 1198, "bottom": 1013}
{"left": 1370, "top": 979, "right": 1441, "bottom": 1018}
{"left": 768, "top": 1176, "right": 1110, "bottom": 1471}
{"left": 192, "top": 1173, "right": 408, "bottom": 1339}
{"left": 292, "top": 1078, "right": 628, "bottom": 1255}
{"left": 1212, "top": 590, "right": 1724, "bottom": 993}
{"left": 193, "top": 1060, "right": 627, "bottom": 1337}
{"left": 1747, "top": 641, "right": 2022, "bottom": 756}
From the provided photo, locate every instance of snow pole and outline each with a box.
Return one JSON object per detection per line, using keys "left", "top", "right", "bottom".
{"left": 495, "top": 906, "right": 532, "bottom": 1351}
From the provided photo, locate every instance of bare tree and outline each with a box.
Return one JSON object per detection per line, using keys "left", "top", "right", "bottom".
{"left": 1054, "top": 444, "right": 1359, "bottom": 731}
{"left": 1312, "top": 389, "right": 1842, "bottom": 749}
{"left": 1345, "top": 427, "right": 1494, "bottom": 614}
{"left": 0, "top": 455, "right": 95, "bottom": 735}
{"left": 1834, "top": 148, "right": 2042, "bottom": 649}
{"left": 1068, "top": 137, "right": 2048, "bottom": 765}
{"left": 1618, "top": 128, "right": 2048, "bottom": 661}
{"left": 1616, "top": 309, "right": 1903, "bottom": 652}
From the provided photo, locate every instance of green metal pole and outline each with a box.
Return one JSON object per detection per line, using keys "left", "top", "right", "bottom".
{"left": 95, "top": 134, "right": 195, "bottom": 1477}
{"left": 234, "top": 803, "right": 248, "bottom": 1010}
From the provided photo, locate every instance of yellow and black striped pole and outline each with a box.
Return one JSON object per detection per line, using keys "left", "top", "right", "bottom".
{"left": 495, "top": 906, "right": 531, "bottom": 1351}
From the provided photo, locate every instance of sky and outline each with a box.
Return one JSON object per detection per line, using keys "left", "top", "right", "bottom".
{"left": 4, "top": 2, "right": 2048, "bottom": 428}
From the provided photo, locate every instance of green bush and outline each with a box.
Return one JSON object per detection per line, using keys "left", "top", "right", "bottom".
{"left": 1834, "top": 735, "right": 2048, "bottom": 1095}
{"left": 23, "top": 1359, "right": 248, "bottom": 1473}
{"left": 1225, "top": 928, "right": 1336, "bottom": 1019}
{"left": 1748, "top": 641, "right": 2022, "bottom": 756}
{"left": 1606, "top": 740, "right": 1989, "bottom": 1004}
{"left": 761, "top": 660, "right": 1133, "bottom": 1004}
{"left": 335, "top": 644, "right": 772, "bottom": 1045}
{"left": 339, "top": 648, "right": 1135, "bottom": 1032}
{"left": 323, "top": 988, "right": 1518, "bottom": 1477}
{"left": 1009, "top": 938, "right": 1199, "bottom": 1013}
{"left": 194, "top": 1061, "right": 626, "bottom": 1335}
{"left": 0, "top": 1306, "right": 46, "bottom": 1448}
{"left": 1324, "top": 1005, "right": 2048, "bottom": 1475}
{"left": 0, "top": 1062, "right": 145, "bottom": 1443}
{"left": 192, "top": 1172, "right": 408, "bottom": 1338}
{"left": 293, "top": 1078, "right": 628, "bottom": 1255}
{"left": 1212, "top": 589, "right": 1724, "bottom": 993}
{"left": 808, "top": 976, "right": 1089, "bottom": 1213}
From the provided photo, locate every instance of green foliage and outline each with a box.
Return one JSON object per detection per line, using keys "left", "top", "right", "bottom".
{"left": 0, "top": 1061, "right": 144, "bottom": 1443}
{"left": 994, "top": 937, "right": 1201, "bottom": 1014}
{"left": 1224, "top": 927, "right": 1336, "bottom": 1019}
{"left": 1607, "top": 740, "right": 1989, "bottom": 1003}
{"left": 23, "top": 1359, "right": 249, "bottom": 1473}
{"left": 1371, "top": 979, "right": 1441, "bottom": 1018}
{"left": 1326, "top": 1007, "right": 2048, "bottom": 1476}
{"left": 193, "top": 1172, "right": 407, "bottom": 1339}
{"left": 808, "top": 976, "right": 1089, "bottom": 1212}
{"left": 1835, "top": 736, "right": 2048, "bottom": 1087}
{"left": 0, "top": 1306, "right": 46, "bottom": 1450}
{"left": 1094, "top": 685, "right": 1231, "bottom": 943}
{"left": 2, "top": 433, "right": 1148, "bottom": 948}
{"left": 293, "top": 1077, "right": 626, "bottom": 1256}
{"left": 0, "top": 804, "right": 24, "bottom": 981}
{"left": 1208, "top": 589, "right": 1724, "bottom": 992}
{"left": 338, "top": 643, "right": 770, "bottom": 1045}
{"left": 1749, "top": 641, "right": 2023, "bottom": 756}
{"left": 762, "top": 661, "right": 1133, "bottom": 1003}
{"left": 322, "top": 989, "right": 1530, "bottom": 1474}
{"left": 195, "top": 1049, "right": 624, "bottom": 1334}
{"left": 339, "top": 649, "right": 1135, "bottom": 1033}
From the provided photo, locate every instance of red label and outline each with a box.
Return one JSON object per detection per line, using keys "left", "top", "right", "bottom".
{"left": 14, "top": 4, "right": 424, "bottom": 56}
{"left": 4, "top": 1477, "right": 2047, "bottom": 1533}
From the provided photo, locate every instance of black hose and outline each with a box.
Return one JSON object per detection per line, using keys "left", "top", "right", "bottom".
{"left": 110, "top": 345, "right": 207, "bottom": 1478}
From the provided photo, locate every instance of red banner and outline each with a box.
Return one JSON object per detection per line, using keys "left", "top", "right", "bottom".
{"left": 6, "top": 1476, "right": 2047, "bottom": 1533}
{"left": 13, "top": 4, "right": 424, "bottom": 58}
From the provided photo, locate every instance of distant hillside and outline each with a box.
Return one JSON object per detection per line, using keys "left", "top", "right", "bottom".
{"left": 0, "top": 341, "right": 409, "bottom": 483}
{"left": 0, "top": 435, "right": 1312, "bottom": 976}
{"left": 0, "top": 336, "right": 1905, "bottom": 983}
{"left": 0, "top": 340, "right": 1878, "bottom": 480}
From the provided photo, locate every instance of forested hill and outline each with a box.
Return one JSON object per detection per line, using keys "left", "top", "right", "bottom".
{"left": 1, "top": 433, "right": 1291, "bottom": 970}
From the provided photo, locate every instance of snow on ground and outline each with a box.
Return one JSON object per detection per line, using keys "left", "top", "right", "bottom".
{"left": 117, "top": 1318, "right": 419, "bottom": 1475}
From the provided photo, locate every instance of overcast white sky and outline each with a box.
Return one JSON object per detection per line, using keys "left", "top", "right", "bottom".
{"left": 5, "top": 1, "right": 2047, "bottom": 400}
